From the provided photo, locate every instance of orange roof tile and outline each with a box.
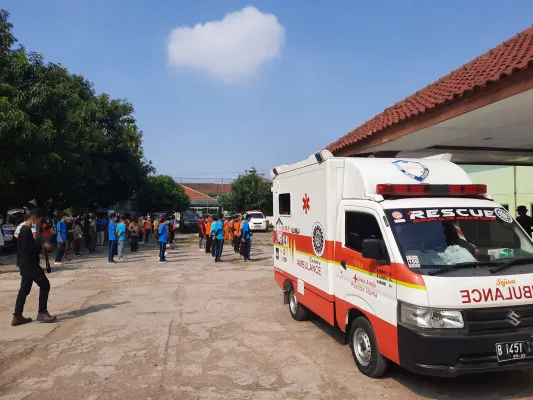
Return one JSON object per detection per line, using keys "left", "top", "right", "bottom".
{"left": 181, "top": 185, "right": 215, "bottom": 201}
{"left": 328, "top": 25, "right": 533, "bottom": 153}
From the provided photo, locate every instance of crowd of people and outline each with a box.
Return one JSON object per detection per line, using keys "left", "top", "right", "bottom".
{"left": 4, "top": 208, "right": 258, "bottom": 328}
{"left": 197, "top": 213, "right": 253, "bottom": 262}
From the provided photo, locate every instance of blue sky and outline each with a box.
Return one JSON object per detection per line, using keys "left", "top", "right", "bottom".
{"left": 5, "top": 0, "right": 533, "bottom": 181}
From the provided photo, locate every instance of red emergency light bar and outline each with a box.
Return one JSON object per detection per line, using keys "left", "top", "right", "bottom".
{"left": 376, "top": 184, "right": 487, "bottom": 196}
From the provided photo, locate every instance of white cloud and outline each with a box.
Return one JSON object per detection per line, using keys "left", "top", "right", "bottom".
{"left": 166, "top": 6, "right": 285, "bottom": 84}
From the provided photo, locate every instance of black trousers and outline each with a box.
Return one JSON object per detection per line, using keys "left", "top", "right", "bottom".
{"left": 159, "top": 241, "right": 166, "bottom": 261}
{"left": 130, "top": 235, "right": 138, "bottom": 251}
{"left": 205, "top": 236, "right": 212, "bottom": 253}
{"left": 14, "top": 267, "right": 50, "bottom": 315}
{"left": 55, "top": 242, "right": 66, "bottom": 262}
{"left": 233, "top": 236, "right": 240, "bottom": 252}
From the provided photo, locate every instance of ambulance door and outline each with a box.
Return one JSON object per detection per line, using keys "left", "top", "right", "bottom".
{"left": 334, "top": 202, "right": 397, "bottom": 329}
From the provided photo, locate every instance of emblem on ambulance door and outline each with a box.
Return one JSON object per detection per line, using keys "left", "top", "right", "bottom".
{"left": 495, "top": 208, "right": 513, "bottom": 224}
{"left": 312, "top": 222, "right": 325, "bottom": 257}
{"left": 392, "top": 160, "right": 429, "bottom": 182}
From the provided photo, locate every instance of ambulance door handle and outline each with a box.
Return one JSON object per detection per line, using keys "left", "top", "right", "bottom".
{"left": 341, "top": 260, "right": 347, "bottom": 270}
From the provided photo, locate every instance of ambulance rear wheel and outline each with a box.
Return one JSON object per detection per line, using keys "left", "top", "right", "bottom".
{"left": 288, "top": 287, "right": 308, "bottom": 321}
{"left": 350, "top": 317, "right": 388, "bottom": 378}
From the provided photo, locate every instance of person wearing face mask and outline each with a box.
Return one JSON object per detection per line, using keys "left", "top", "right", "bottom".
{"left": 12, "top": 209, "right": 57, "bottom": 326}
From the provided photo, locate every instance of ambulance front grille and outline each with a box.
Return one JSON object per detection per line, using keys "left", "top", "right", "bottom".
{"left": 464, "top": 305, "right": 533, "bottom": 333}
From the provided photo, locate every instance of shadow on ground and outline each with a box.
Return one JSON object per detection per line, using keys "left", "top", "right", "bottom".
{"left": 56, "top": 301, "right": 130, "bottom": 320}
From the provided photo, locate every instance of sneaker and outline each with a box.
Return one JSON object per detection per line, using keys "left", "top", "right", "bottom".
{"left": 159, "top": 260, "right": 167, "bottom": 264}
{"left": 107, "top": 261, "right": 117, "bottom": 264}
{"left": 199, "top": 248, "right": 204, "bottom": 252}
{"left": 118, "top": 257, "right": 124, "bottom": 261}
{"left": 36, "top": 312, "right": 57, "bottom": 323}
{"left": 54, "top": 261, "right": 63, "bottom": 266}
{"left": 46, "top": 265, "right": 52, "bottom": 273}
{"left": 11, "top": 315, "right": 32, "bottom": 326}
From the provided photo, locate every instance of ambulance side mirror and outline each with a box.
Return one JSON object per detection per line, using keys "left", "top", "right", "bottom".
{"left": 362, "top": 238, "right": 389, "bottom": 265}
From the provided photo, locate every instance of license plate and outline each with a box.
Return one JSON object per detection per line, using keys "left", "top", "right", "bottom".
{"left": 496, "top": 341, "right": 531, "bottom": 362}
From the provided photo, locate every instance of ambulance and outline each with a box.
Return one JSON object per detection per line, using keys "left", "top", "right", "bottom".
{"left": 271, "top": 150, "right": 533, "bottom": 378}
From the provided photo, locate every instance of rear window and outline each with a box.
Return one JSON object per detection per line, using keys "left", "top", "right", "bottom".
{"left": 249, "top": 212, "right": 265, "bottom": 219}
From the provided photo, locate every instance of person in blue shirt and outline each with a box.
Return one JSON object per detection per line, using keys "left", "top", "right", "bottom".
{"left": 54, "top": 215, "right": 68, "bottom": 264}
{"left": 157, "top": 217, "right": 168, "bottom": 263}
{"left": 107, "top": 213, "right": 117, "bottom": 264}
{"left": 96, "top": 218, "right": 106, "bottom": 247}
{"left": 241, "top": 214, "right": 252, "bottom": 262}
{"left": 212, "top": 215, "right": 225, "bottom": 262}
{"left": 116, "top": 216, "right": 127, "bottom": 261}
{"left": 210, "top": 217, "right": 217, "bottom": 258}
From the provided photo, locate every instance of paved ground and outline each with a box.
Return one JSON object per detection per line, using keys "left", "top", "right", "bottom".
{"left": 1, "top": 233, "right": 533, "bottom": 399}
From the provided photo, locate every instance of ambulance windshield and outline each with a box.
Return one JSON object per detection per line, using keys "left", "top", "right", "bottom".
{"left": 386, "top": 207, "right": 533, "bottom": 272}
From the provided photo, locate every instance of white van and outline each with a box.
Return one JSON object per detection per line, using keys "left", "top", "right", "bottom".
{"left": 271, "top": 150, "right": 533, "bottom": 378}
{"left": 246, "top": 210, "right": 267, "bottom": 232}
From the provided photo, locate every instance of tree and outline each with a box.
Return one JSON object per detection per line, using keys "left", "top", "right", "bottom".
{"left": 135, "top": 175, "right": 190, "bottom": 215}
{"left": 0, "top": 10, "right": 152, "bottom": 215}
{"left": 219, "top": 173, "right": 272, "bottom": 214}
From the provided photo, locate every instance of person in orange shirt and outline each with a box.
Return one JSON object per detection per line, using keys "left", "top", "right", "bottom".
{"left": 228, "top": 218, "right": 234, "bottom": 242}
{"left": 144, "top": 217, "right": 152, "bottom": 243}
{"left": 232, "top": 215, "right": 241, "bottom": 253}
{"left": 223, "top": 217, "right": 230, "bottom": 241}
{"left": 205, "top": 215, "right": 213, "bottom": 254}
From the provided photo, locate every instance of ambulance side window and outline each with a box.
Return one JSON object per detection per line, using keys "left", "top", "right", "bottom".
{"left": 279, "top": 193, "right": 291, "bottom": 215}
{"left": 345, "top": 212, "right": 387, "bottom": 256}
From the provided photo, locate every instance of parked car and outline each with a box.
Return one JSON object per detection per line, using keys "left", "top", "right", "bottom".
{"left": 180, "top": 211, "right": 200, "bottom": 233}
{"left": 246, "top": 210, "right": 268, "bottom": 232}
{"left": 1, "top": 208, "right": 27, "bottom": 250}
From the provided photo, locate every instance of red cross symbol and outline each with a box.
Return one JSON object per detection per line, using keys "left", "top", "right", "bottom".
{"left": 302, "top": 193, "right": 310, "bottom": 214}
{"left": 353, "top": 274, "right": 358, "bottom": 283}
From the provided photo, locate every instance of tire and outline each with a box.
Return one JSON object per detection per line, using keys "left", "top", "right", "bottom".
{"left": 288, "top": 287, "right": 309, "bottom": 321}
{"left": 349, "top": 316, "right": 389, "bottom": 378}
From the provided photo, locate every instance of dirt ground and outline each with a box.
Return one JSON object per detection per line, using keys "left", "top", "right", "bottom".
{"left": 1, "top": 233, "right": 533, "bottom": 399}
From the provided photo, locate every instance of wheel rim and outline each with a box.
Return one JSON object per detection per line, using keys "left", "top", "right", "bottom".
{"left": 289, "top": 290, "right": 298, "bottom": 315}
{"left": 353, "top": 328, "right": 372, "bottom": 367}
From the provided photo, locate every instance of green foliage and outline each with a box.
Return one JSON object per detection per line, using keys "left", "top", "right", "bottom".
{"left": 0, "top": 10, "right": 152, "bottom": 214}
{"left": 135, "top": 175, "right": 190, "bottom": 215}
{"left": 219, "top": 173, "right": 272, "bottom": 214}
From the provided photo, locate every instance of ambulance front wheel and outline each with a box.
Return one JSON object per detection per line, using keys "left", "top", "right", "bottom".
{"left": 350, "top": 317, "right": 389, "bottom": 378}
{"left": 288, "top": 287, "right": 309, "bottom": 321}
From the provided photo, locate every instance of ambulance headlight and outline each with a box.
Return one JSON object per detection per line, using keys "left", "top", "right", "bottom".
{"left": 399, "top": 303, "right": 464, "bottom": 329}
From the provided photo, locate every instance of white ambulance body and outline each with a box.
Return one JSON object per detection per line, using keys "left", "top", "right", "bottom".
{"left": 271, "top": 150, "right": 533, "bottom": 378}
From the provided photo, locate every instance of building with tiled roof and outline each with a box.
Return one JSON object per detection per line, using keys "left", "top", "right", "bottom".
{"left": 181, "top": 185, "right": 219, "bottom": 215}
{"left": 328, "top": 25, "right": 533, "bottom": 165}
{"left": 184, "top": 183, "right": 232, "bottom": 199}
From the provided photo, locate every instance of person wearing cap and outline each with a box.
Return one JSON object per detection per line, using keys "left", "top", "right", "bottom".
{"left": 516, "top": 206, "right": 533, "bottom": 237}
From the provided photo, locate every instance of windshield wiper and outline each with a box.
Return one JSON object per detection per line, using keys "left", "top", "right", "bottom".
{"left": 428, "top": 261, "right": 503, "bottom": 276}
{"left": 490, "top": 257, "right": 533, "bottom": 274}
